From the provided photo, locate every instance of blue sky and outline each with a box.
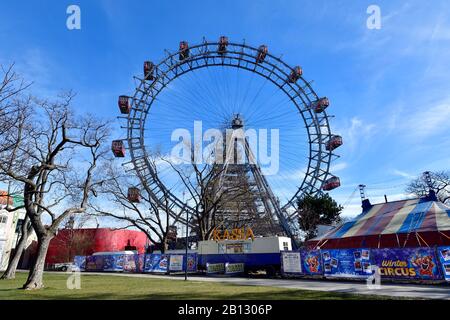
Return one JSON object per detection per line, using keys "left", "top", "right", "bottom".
{"left": 1, "top": 0, "right": 449, "bottom": 218}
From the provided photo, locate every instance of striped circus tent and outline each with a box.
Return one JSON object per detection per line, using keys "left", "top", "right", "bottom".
{"left": 307, "top": 194, "right": 450, "bottom": 249}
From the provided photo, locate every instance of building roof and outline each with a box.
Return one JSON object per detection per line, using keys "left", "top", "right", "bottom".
{"left": 0, "top": 191, "right": 24, "bottom": 207}
{"left": 311, "top": 197, "right": 450, "bottom": 242}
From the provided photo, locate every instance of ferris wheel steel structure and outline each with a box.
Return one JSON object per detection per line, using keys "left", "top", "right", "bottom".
{"left": 117, "top": 37, "right": 341, "bottom": 238}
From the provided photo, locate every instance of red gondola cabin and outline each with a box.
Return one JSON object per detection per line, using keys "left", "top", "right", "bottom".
{"left": 326, "top": 135, "right": 343, "bottom": 151}
{"left": 322, "top": 177, "right": 340, "bottom": 191}
{"left": 167, "top": 225, "right": 177, "bottom": 241}
{"left": 310, "top": 97, "right": 329, "bottom": 113}
{"left": 118, "top": 95, "right": 131, "bottom": 114}
{"left": 256, "top": 45, "right": 268, "bottom": 63}
{"left": 179, "top": 41, "right": 189, "bottom": 61}
{"left": 127, "top": 187, "right": 140, "bottom": 203}
{"left": 218, "top": 36, "right": 228, "bottom": 54}
{"left": 112, "top": 140, "right": 125, "bottom": 157}
{"left": 288, "top": 66, "right": 303, "bottom": 83}
{"left": 144, "top": 61, "right": 155, "bottom": 80}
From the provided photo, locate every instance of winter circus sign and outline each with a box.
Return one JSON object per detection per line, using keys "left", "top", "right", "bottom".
{"left": 282, "top": 246, "right": 450, "bottom": 282}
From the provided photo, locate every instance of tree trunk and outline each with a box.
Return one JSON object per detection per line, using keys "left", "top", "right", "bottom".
{"left": 22, "top": 234, "right": 52, "bottom": 290}
{"left": 1, "top": 217, "right": 30, "bottom": 280}
{"left": 161, "top": 237, "right": 167, "bottom": 254}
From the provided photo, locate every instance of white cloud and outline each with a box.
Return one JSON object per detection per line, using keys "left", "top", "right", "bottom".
{"left": 335, "top": 117, "right": 376, "bottom": 153}
{"left": 397, "top": 99, "right": 450, "bottom": 139}
{"left": 391, "top": 169, "right": 415, "bottom": 179}
{"left": 330, "top": 162, "right": 348, "bottom": 173}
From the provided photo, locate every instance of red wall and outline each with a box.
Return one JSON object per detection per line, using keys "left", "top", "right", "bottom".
{"left": 46, "top": 228, "right": 148, "bottom": 264}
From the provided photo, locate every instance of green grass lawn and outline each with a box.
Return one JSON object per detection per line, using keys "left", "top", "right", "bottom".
{"left": 0, "top": 272, "right": 392, "bottom": 300}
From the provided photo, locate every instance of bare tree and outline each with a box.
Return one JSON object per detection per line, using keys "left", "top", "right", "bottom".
{"left": 0, "top": 64, "right": 31, "bottom": 147}
{"left": 47, "top": 214, "right": 95, "bottom": 263}
{"left": 406, "top": 171, "right": 450, "bottom": 204}
{"left": 92, "top": 160, "right": 183, "bottom": 253}
{"left": 165, "top": 158, "right": 227, "bottom": 241}
{"left": 162, "top": 141, "right": 250, "bottom": 241}
{"left": 0, "top": 64, "right": 33, "bottom": 280}
{"left": 0, "top": 92, "right": 110, "bottom": 289}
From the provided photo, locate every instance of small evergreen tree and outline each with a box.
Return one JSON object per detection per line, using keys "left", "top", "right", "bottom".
{"left": 297, "top": 193, "right": 343, "bottom": 240}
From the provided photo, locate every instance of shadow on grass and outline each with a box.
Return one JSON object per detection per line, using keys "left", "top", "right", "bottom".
{"left": 0, "top": 273, "right": 398, "bottom": 300}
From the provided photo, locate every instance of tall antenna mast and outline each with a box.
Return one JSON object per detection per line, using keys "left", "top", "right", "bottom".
{"left": 359, "top": 184, "right": 366, "bottom": 202}
{"left": 423, "top": 171, "right": 433, "bottom": 190}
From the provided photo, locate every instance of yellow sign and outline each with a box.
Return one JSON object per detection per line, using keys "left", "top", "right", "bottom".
{"left": 211, "top": 227, "right": 255, "bottom": 241}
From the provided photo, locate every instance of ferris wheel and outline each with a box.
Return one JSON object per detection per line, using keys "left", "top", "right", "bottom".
{"left": 112, "top": 37, "right": 343, "bottom": 239}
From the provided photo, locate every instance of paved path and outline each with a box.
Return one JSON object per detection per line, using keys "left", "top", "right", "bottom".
{"left": 60, "top": 271, "right": 450, "bottom": 300}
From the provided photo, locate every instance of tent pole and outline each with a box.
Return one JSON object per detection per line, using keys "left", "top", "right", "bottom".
{"left": 317, "top": 239, "right": 329, "bottom": 250}
{"left": 395, "top": 233, "right": 400, "bottom": 248}
{"left": 415, "top": 232, "right": 422, "bottom": 247}
{"left": 439, "top": 231, "right": 450, "bottom": 240}
{"left": 313, "top": 239, "right": 323, "bottom": 250}
{"left": 417, "top": 233, "right": 429, "bottom": 247}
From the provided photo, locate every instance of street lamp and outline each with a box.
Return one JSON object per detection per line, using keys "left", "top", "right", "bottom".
{"left": 183, "top": 191, "right": 188, "bottom": 281}
{"left": 184, "top": 207, "right": 188, "bottom": 281}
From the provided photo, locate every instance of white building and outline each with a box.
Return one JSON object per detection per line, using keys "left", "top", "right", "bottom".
{"left": 0, "top": 192, "right": 35, "bottom": 271}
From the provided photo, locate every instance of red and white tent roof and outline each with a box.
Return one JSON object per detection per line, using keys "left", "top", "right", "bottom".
{"left": 309, "top": 197, "right": 450, "bottom": 248}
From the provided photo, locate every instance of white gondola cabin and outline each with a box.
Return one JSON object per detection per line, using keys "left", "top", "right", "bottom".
{"left": 322, "top": 176, "right": 340, "bottom": 191}
{"left": 111, "top": 140, "right": 125, "bottom": 158}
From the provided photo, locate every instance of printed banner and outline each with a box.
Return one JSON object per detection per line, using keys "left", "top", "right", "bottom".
{"left": 300, "top": 249, "right": 323, "bottom": 275}
{"left": 85, "top": 255, "right": 104, "bottom": 271}
{"left": 123, "top": 254, "right": 138, "bottom": 272}
{"left": 437, "top": 247, "right": 450, "bottom": 282}
{"left": 102, "top": 254, "right": 124, "bottom": 271}
{"left": 169, "top": 255, "right": 184, "bottom": 271}
{"left": 322, "top": 248, "right": 371, "bottom": 278}
{"left": 371, "top": 247, "right": 442, "bottom": 280}
{"left": 144, "top": 254, "right": 169, "bottom": 273}
{"left": 137, "top": 254, "right": 145, "bottom": 273}
{"left": 206, "top": 263, "right": 225, "bottom": 274}
{"left": 73, "top": 256, "right": 86, "bottom": 271}
{"left": 281, "top": 252, "right": 302, "bottom": 274}
{"left": 186, "top": 253, "right": 197, "bottom": 272}
{"left": 225, "top": 262, "right": 245, "bottom": 275}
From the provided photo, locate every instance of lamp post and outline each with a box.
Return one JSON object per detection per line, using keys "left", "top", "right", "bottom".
{"left": 184, "top": 208, "right": 188, "bottom": 281}
{"left": 183, "top": 191, "right": 188, "bottom": 281}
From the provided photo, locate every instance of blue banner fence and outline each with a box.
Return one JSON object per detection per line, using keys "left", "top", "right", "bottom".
{"left": 282, "top": 246, "right": 450, "bottom": 282}
{"left": 74, "top": 246, "right": 450, "bottom": 282}
{"left": 75, "top": 253, "right": 198, "bottom": 273}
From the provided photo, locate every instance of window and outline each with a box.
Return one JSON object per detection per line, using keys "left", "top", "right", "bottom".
{"left": 0, "top": 215, "right": 7, "bottom": 224}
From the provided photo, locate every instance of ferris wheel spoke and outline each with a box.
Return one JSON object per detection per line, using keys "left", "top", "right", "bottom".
{"left": 119, "top": 39, "right": 338, "bottom": 237}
